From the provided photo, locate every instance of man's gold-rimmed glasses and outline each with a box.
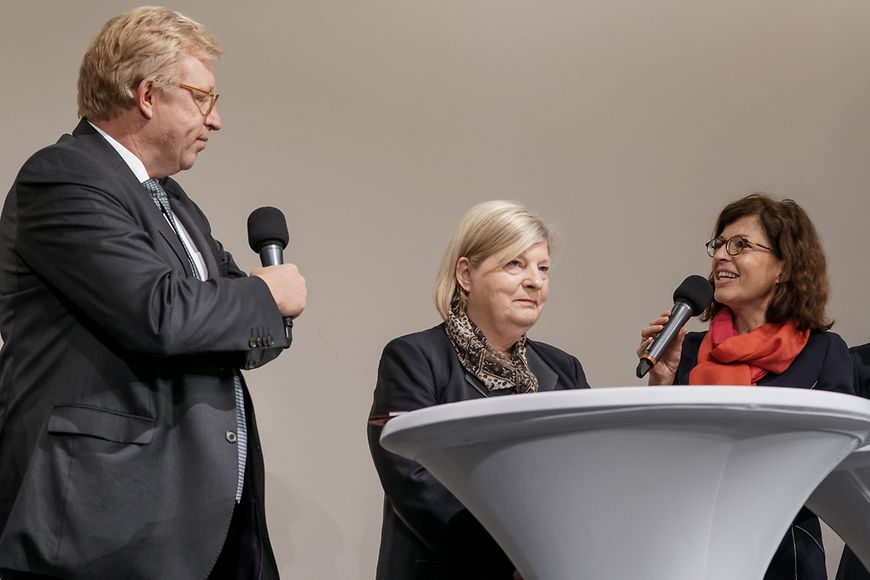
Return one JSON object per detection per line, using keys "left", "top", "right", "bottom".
{"left": 178, "top": 83, "right": 219, "bottom": 117}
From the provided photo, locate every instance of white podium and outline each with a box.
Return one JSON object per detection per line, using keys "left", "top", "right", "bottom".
{"left": 807, "top": 443, "right": 870, "bottom": 571}
{"left": 380, "top": 387, "right": 870, "bottom": 580}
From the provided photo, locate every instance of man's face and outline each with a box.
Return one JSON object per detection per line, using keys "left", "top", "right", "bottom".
{"left": 148, "top": 54, "right": 221, "bottom": 176}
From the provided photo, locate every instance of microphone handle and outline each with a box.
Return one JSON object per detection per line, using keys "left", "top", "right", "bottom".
{"left": 636, "top": 299, "right": 694, "bottom": 378}
{"left": 258, "top": 243, "right": 294, "bottom": 344}
{"left": 258, "top": 245, "right": 284, "bottom": 266}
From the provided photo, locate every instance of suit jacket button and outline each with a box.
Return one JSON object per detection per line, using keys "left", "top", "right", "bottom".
{"left": 226, "top": 431, "right": 237, "bottom": 443}
{"left": 267, "top": 336, "right": 274, "bottom": 346}
{"left": 248, "top": 337, "right": 258, "bottom": 348}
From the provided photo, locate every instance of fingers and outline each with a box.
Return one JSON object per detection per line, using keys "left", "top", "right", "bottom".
{"left": 636, "top": 336, "right": 654, "bottom": 358}
{"left": 640, "top": 311, "right": 673, "bottom": 338}
{"left": 637, "top": 311, "right": 675, "bottom": 355}
{"left": 638, "top": 322, "right": 663, "bottom": 356}
{"left": 640, "top": 324, "right": 663, "bottom": 340}
{"left": 252, "top": 263, "right": 307, "bottom": 318}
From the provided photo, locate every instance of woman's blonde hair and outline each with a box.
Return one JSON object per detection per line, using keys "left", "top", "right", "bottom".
{"left": 78, "top": 6, "right": 222, "bottom": 121}
{"left": 434, "top": 200, "right": 552, "bottom": 320}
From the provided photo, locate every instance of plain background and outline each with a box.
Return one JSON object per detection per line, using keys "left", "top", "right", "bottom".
{"left": 2, "top": 1, "right": 869, "bottom": 578}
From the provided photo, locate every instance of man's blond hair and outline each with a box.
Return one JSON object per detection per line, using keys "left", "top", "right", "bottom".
{"left": 78, "top": 6, "right": 222, "bottom": 121}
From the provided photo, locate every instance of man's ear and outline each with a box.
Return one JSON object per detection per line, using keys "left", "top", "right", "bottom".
{"left": 135, "top": 79, "right": 156, "bottom": 120}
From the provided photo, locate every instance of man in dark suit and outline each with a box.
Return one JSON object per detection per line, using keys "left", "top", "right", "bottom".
{"left": 0, "top": 7, "right": 305, "bottom": 579}
{"left": 849, "top": 343, "right": 870, "bottom": 399}
{"left": 835, "top": 343, "right": 870, "bottom": 580}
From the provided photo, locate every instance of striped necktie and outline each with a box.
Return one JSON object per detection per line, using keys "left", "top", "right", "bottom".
{"left": 143, "top": 178, "right": 248, "bottom": 502}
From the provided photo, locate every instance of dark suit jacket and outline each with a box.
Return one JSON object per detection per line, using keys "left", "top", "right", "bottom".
{"left": 367, "top": 324, "right": 589, "bottom": 579}
{"left": 676, "top": 329, "right": 854, "bottom": 580}
{"left": 834, "top": 343, "right": 870, "bottom": 580}
{"left": 849, "top": 342, "right": 870, "bottom": 399}
{"left": 0, "top": 120, "right": 287, "bottom": 579}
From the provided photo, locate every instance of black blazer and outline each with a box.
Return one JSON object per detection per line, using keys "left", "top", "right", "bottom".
{"left": 0, "top": 120, "right": 287, "bottom": 579}
{"left": 367, "top": 324, "right": 589, "bottom": 579}
{"left": 676, "top": 330, "right": 854, "bottom": 394}
{"left": 849, "top": 342, "right": 870, "bottom": 399}
{"left": 833, "top": 343, "right": 870, "bottom": 580}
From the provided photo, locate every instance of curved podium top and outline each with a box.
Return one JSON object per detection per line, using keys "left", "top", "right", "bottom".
{"left": 380, "top": 387, "right": 870, "bottom": 580}
{"left": 382, "top": 386, "right": 870, "bottom": 458}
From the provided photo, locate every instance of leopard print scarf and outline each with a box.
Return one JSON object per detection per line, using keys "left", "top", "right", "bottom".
{"left": 444, "top": 300, "right": 539, "bottom": 393}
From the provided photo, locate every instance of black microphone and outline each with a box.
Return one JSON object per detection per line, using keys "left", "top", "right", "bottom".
{"left": 636, "top": 275, "right": 714, "bottom": 379}
{"left": 247, "top": 206, "right": 293, "bottom": 344}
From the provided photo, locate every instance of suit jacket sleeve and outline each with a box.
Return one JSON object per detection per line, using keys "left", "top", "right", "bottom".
{"left": 850, "top": 343, "right": 870, "bottom": 399}
{"left": 13, "top": 144, "right": 286, "bottom": 357}
{"left": 367, "top": 336, "right": 472, "bottom": 557}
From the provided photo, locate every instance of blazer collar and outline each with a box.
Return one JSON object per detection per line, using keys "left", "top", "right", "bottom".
{"left": 70, "top": 119, "right": 131, "bottom": 174}
{"left": 527, "top": 344, "right": 559, "bottom": 391}
{"left": 72, "top": 117, "right": 99, "bottom": 138}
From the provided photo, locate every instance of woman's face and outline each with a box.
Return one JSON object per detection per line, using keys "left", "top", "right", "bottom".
{"left": 458, "top": 242, "right": 550, "bottom": 346}
{"left": 711, "top": 215, "right": 783, "bottom": 321}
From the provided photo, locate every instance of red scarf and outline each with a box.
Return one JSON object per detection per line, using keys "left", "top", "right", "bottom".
{"left": 689, "top": 308, "right": 809, "bottom": 386}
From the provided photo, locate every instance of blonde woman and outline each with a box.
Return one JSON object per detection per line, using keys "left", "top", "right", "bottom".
{"left": 368, "top": 200, "right": 589, "bottom": 579}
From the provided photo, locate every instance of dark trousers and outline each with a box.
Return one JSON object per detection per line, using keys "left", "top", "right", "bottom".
{"left": 208, "top": 439, "right": 264, "bottom": 580}
{"left": 764, "top": 510, "right": 826, "bottom": 580}
{"left": 837, "top": 547, "right": 870, "bottom": 580}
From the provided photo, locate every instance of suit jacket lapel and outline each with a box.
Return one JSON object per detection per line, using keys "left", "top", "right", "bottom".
{"left": 164, "top": 190, "right": 219, "bottom": 280}
{"left": 145, "top": 190, "right": 195, "bottom": 278}
{"left": 527, "top": 344, "right": 559, "bottom": 391}
{"left": 463, "top": 373, "right": 489, "bottom": 398}
{"left": 157, "top": 226, "right": 196, "bottom": 278}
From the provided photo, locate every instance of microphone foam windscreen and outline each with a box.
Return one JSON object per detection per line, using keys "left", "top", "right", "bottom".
{"left": 673, "top": 275, "right": 714, "bottom": 316}
{"left": 247, "top": 206, "right": 289, "bottom": 252}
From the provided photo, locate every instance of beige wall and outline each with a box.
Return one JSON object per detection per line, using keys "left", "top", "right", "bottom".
{"left": 3, "top": 1, "right": 870, "bottom": 577}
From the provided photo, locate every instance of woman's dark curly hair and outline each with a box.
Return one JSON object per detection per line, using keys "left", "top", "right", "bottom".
{"left": 701, "top": 193, "right": 832, "bottom": 331}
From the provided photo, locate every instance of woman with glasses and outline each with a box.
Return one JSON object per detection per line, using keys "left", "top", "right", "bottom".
{"left": 637, "top": 193, "right": 854, "bottom": 580}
